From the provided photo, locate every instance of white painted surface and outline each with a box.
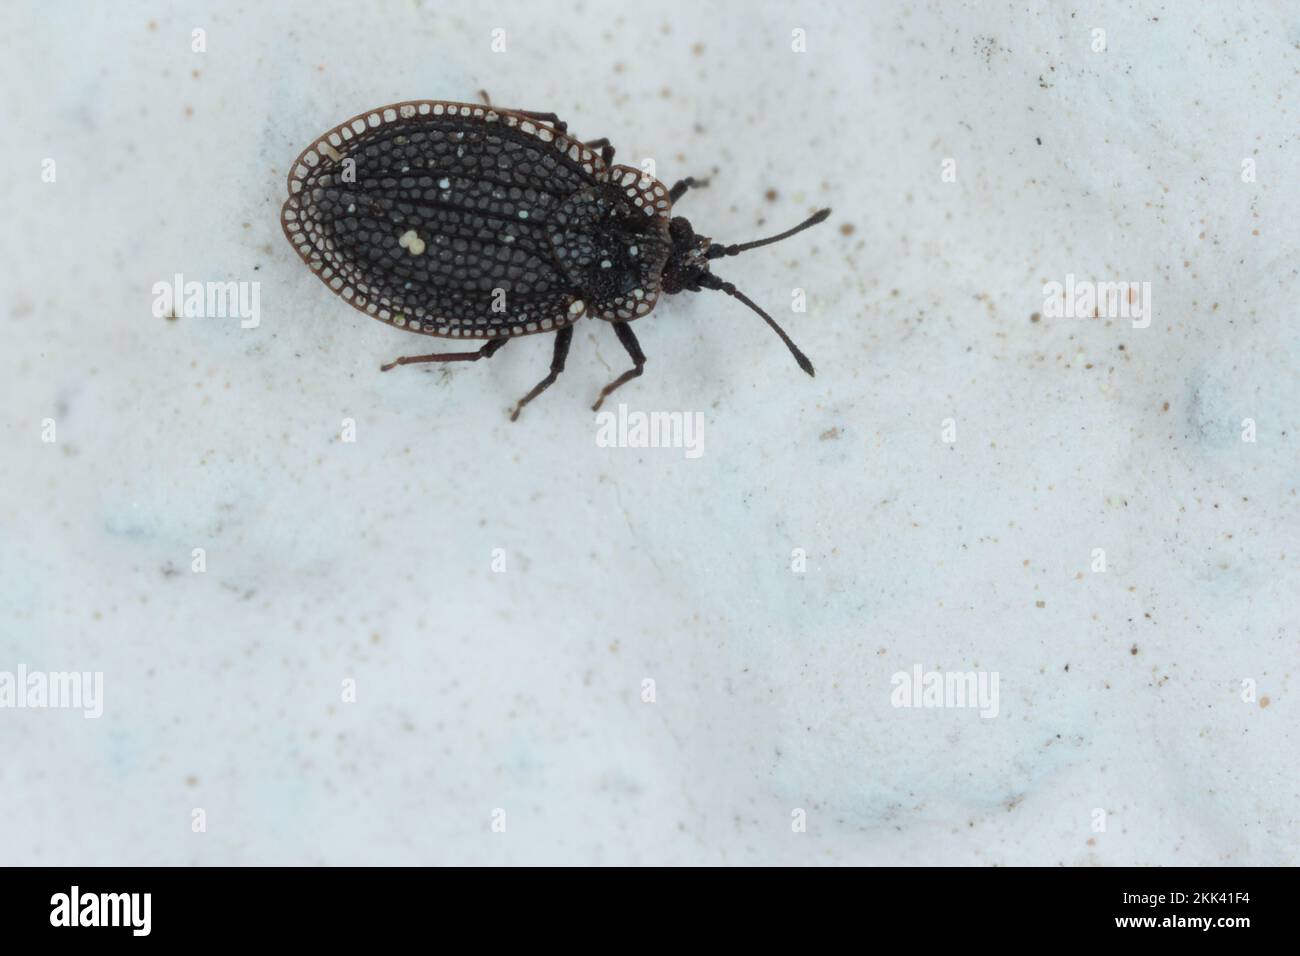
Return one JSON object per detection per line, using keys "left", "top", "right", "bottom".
{"left": 1, "top": 0, "right": 1295, "bottom": 865}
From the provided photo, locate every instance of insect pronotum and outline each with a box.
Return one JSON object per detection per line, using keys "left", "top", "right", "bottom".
{"left": 281, "top": 97, "right": 830, "bottom": 420}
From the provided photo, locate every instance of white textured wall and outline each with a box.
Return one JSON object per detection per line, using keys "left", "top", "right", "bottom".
{"left": 1, "top": 0, "right": 1296, "bottom": 865}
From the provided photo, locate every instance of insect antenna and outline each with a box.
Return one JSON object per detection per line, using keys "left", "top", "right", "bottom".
{"left": 705, "top": 208, "right": 831, "bottom": 259}
{"left": 698, "top": 273, "right": 816, "bottom": 377}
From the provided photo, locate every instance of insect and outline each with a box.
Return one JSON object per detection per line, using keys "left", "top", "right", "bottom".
{"left": 281, "top": 98, "right": 830, "bottom": 419}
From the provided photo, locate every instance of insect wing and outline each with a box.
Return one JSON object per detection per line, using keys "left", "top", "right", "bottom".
{"left": 282, "top": 101, "right": 609, "bottom": 337}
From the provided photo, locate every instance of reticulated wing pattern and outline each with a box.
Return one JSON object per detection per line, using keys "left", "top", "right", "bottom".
{"left": 589, "top": 165, "right": 674, "bottom": 321}
{"left": 282, "top": 101, "right": 609, "bottom": 338}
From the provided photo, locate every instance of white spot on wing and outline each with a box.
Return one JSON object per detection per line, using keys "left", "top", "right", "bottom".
{"left": 398, "top": 229, "right": 426, "bottom": 255}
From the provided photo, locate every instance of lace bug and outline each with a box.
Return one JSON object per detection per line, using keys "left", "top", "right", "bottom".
{"left": 281, "top": 98, "right": 830, "bottom": 420}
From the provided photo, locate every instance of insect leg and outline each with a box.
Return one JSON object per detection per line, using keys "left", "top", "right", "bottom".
{"left": 509, "top": 326, "right": 574, "bottom": 421}
{"left": 591, "top": 322, "right": 646, "bottom": 411}
{"left": 584, "top": 137, "right": 616, "bottom": 164}
{"left": 475, "top": 92, "right": 569, "bottom": 133}
{"left": 668, "top": 176, "right": 710, "bottom": 203}
{"left": 379, "top": 337, "right": 507, "bottom": 372}
{"left": 509, "top": 109, "right": 568, "bottom": 133}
